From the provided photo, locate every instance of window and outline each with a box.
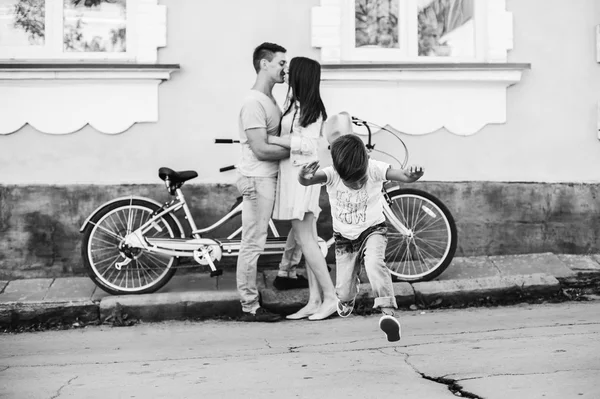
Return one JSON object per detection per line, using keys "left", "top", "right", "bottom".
{"left": 0, "top": 0, "right": 174, "bottom": 135}
{"left": 342, "top": 0, "right": 481, "bottom": 62}
{"left": 0, "top": 0, "right": 153, "bottom": 61}
{"left": 311, "top": 0, "right": 526, "bottom": 136}
{"left": 314, "top": 0, "right": 511, "bottom": 63}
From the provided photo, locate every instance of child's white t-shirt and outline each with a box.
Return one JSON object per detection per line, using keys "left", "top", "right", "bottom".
{"left": 322, "top": 159, "right": 390, "bottom": 240}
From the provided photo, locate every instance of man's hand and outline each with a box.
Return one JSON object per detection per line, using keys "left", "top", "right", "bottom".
{"left": 299, "top": 161, "right": 320, "bottom": 180}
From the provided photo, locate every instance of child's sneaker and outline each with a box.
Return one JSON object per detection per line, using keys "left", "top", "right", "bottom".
{"left": 379, "top": 313, "right": 402, "bottom": 342}
{"left": 336, "top": 276, "right": 361, "bottom": 318}
{"left": 336, "top": 298, "right": 355, "bottom": 317}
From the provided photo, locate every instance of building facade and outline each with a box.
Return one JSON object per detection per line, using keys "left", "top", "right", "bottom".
{"left": 1, "top": 0, "right": 599, "bottom": 278}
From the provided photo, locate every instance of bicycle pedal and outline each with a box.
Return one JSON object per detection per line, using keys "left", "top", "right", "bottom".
{"left": 210, "top": 269, "right": 223, "bottom": 277}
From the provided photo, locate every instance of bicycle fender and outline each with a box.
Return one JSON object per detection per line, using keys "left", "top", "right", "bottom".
{"left": 383, "top": 182, "right": 401, "bottom": 192}
{"left": 78, "top": 195, "right": 185, "bottom": 236}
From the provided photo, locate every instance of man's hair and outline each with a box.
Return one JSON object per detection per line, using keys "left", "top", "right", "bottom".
{"left": 252, "top": 42, "right": 287, "bottom": 73}
{"left": 330, "top": 134, "right": 368, "bottom": 184}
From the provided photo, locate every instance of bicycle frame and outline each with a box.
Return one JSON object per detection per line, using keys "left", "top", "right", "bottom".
{"left": 99, "top": 185, "right": 330, "bottom": 276}
{"left": 83, "top": 117, "right": 416, "bottom": 278}
{"left": 80, "top": 116, "right": 455, "bottom": 296}
{"left": 119, "top": 115, "right": 415, "bottom": 273}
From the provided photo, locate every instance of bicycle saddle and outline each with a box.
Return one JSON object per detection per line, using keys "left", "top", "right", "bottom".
{"left": 158, "top": 167, "right": 198, "bottom": 184}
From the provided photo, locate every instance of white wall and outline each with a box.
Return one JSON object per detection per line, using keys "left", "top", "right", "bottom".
{"left": 1, "top": 0, "right": 600, "bottom": 185}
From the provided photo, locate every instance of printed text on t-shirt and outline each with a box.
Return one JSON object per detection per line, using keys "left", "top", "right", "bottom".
{"left": 335, "top": 189, "right": 368, "bottom": 225}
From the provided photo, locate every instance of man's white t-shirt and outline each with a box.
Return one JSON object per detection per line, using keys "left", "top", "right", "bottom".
{"left": 322, "top": 159, "right": 390, "bottom": 240}
{"left": 237, "top": 90, "right": 282, "bottom": 177}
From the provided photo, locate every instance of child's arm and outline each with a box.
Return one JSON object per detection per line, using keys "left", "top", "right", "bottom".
{"left": 267, "top": 135, "right": 291, "bottom": 149}
{"left": 298, "top": 161, "right": 327, "bottom": 186}
{"left": 385, "top": 165, "right": 424, "bottom": 183}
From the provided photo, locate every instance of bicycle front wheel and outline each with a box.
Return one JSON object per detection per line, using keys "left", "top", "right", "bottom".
{"left": 384, "top": 188, "right": 457, "bottom": 281}
{"left": 81, "top": 199, "right": 181, "bottom": 295}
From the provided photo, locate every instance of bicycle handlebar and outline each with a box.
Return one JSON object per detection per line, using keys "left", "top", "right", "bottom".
{"left": 219, "top": 165, "right": 236, "bottom": 172}
{"left": 215, "top": 139, "right": 240, "bottom": 144}
{"left": 350, "top": 116, "right": 409, "bottom": 169}
{"left": 215, "top": 116, "right": 409, "bottom": 171}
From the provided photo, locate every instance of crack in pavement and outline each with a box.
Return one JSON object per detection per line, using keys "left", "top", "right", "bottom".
{"left": 395, "top": 330, "right": 600, "bottom": 350}
{"left": 453, "top": 368, "right": 600, "bottom": 382}
{"left": 414, "top": 322, "right": 600, "bottom": 338}
{"left": 0, "top": 366, "right": 8, "bottom": 372}
{"left": 398, "top": 351, "right": 484, "bottom": 399}
{"left": 49, "top": 376, "right": 78, "bottom": 399}
{"left": 4, "top": 343, "right": 402, "bottom": 368}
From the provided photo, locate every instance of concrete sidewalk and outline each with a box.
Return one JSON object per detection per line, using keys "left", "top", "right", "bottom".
{"left": 1, "top": 253, "right": 600, "bottom": 328}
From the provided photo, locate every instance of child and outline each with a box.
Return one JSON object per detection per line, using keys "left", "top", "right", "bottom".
{"left": 297, "top": 112, "right": 424, "bottom": 342}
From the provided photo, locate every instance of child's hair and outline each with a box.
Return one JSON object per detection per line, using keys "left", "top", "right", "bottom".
{"left": 330, "top": 134, "right": 368, "bottom": 183}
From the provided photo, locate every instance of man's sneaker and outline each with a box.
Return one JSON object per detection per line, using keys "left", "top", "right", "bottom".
{"left": 379, "top": 315, "right": 402, "bottom": 342}
{"left": 240, "top": 307, "right": 282, "bottom": 322}
{"left": 273, "top": 275, "right": 309, "bottom": 290}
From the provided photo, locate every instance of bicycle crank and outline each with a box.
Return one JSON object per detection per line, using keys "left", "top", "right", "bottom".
{"left": 193, "top": 244, "right": 223, "bottom": 277}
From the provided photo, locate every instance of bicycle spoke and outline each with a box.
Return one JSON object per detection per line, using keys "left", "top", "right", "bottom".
{"left": 90, "top": 235, "right": 119, "bottom": 249}
{"left": 142, "top": 253, "right": 165, "bottom": 272}
{"left": 100, "top": 256, "right": 120, "bottom": 279}
{"left": 89, "top": 220, "right": 124, "bottom": 241}
{"left": 113, "top": 211, "right": 127, "bottom": 234}
{"left": 414, "top": 236, "right": 447, "bottom": 252}
{"left": 146, "top": 252, "right": 171, "bottom": 268}
{"left": 137, "top": 257, "right": 162, "bottom": 278}
{"left": 126, "top": 202, "right": 134, "bottom": 235}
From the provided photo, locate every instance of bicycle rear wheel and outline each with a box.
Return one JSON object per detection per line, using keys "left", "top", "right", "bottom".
{"left": 81, "top": 199, "right": 181, "bottom": 295}
{"left": 384, "top": 188, "right": 457, "bottom": 281}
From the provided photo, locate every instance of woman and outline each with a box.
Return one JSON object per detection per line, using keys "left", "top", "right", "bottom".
{"left": 268, "top": 57, "right": 337, "bottom": 320}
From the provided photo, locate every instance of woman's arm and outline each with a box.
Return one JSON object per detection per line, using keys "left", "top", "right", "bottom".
{"left": 385, "top": 165, "right": 424, "bottom": 183}
{"left": 290, "top": 118, "right": 322, "bottom": 156}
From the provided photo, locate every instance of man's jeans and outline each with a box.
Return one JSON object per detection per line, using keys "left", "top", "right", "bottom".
{"left": 334, "top": 223, "right": 398, "bottom": 309}
{"left": 236, "top": 174, "right": 277, "bottom": 313}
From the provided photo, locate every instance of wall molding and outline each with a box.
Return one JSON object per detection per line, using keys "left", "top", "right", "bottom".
{"left": 320, "top": 63, "right": 530, "bottom": 136}
{"left": 0, "top": 64, "right": 179, "bottom": 135}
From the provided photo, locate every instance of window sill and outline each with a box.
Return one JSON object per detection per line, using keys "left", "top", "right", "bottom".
{"left": 0, "top": 63, "right": 180, "bottom": 135}
{"left": 0, "top": 63, "right": 179, "bottom": 79}
{"left": 319, "top": 63, "right": 530, "bottom": 136}
{"left": 321, "top": 62, "right": 530, "bottom": 83}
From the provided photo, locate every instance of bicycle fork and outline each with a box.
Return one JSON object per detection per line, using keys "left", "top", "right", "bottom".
{"left": 382, "top": 192, "right": 413, "bottom": 237}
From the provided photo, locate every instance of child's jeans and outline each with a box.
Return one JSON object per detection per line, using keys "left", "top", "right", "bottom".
{"left": 333, "top": 223, "right": 398, "bottom": 310}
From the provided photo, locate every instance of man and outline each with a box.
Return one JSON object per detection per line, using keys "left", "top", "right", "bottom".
{"left": 236, "top": 42, "right": 301, "bottom": 322}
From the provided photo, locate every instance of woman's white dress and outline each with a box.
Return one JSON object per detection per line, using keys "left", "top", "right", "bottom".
{"left": 272, "top": 106, "right": 323, "bottom": 221}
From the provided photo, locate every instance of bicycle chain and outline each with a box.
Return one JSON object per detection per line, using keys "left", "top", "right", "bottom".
{"left": 117, "top": 263, "right": 219, "bottom": 271}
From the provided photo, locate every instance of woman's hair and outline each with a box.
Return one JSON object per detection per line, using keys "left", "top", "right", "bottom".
{"left": 330, "top": 134, "right": 368, "bottom": 183}
{"left": 283, "top": 57, "right": 327, "bottom": 127}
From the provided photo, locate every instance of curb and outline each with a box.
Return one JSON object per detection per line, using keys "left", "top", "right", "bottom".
{"left": 100, "top": 273, "right": 560, "bottom": 323}
{"left": 412, "top": 273, "right": 560, "bottom": 306}
{"left": 99, "top": 291, "right": 243, "bottom": 322}
{"left": 260, "top": 282, "right": 415, "bottom": 313}
{"left": 0, "top": 300, "right": 98, "bottom": 327}
{"left": 0, "top": 273, "right": 564, "bottom": 327}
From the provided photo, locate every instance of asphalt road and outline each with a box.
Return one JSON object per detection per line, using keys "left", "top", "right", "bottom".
{"left": 1, "top": 301, "right": 599, "bottom": 399}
